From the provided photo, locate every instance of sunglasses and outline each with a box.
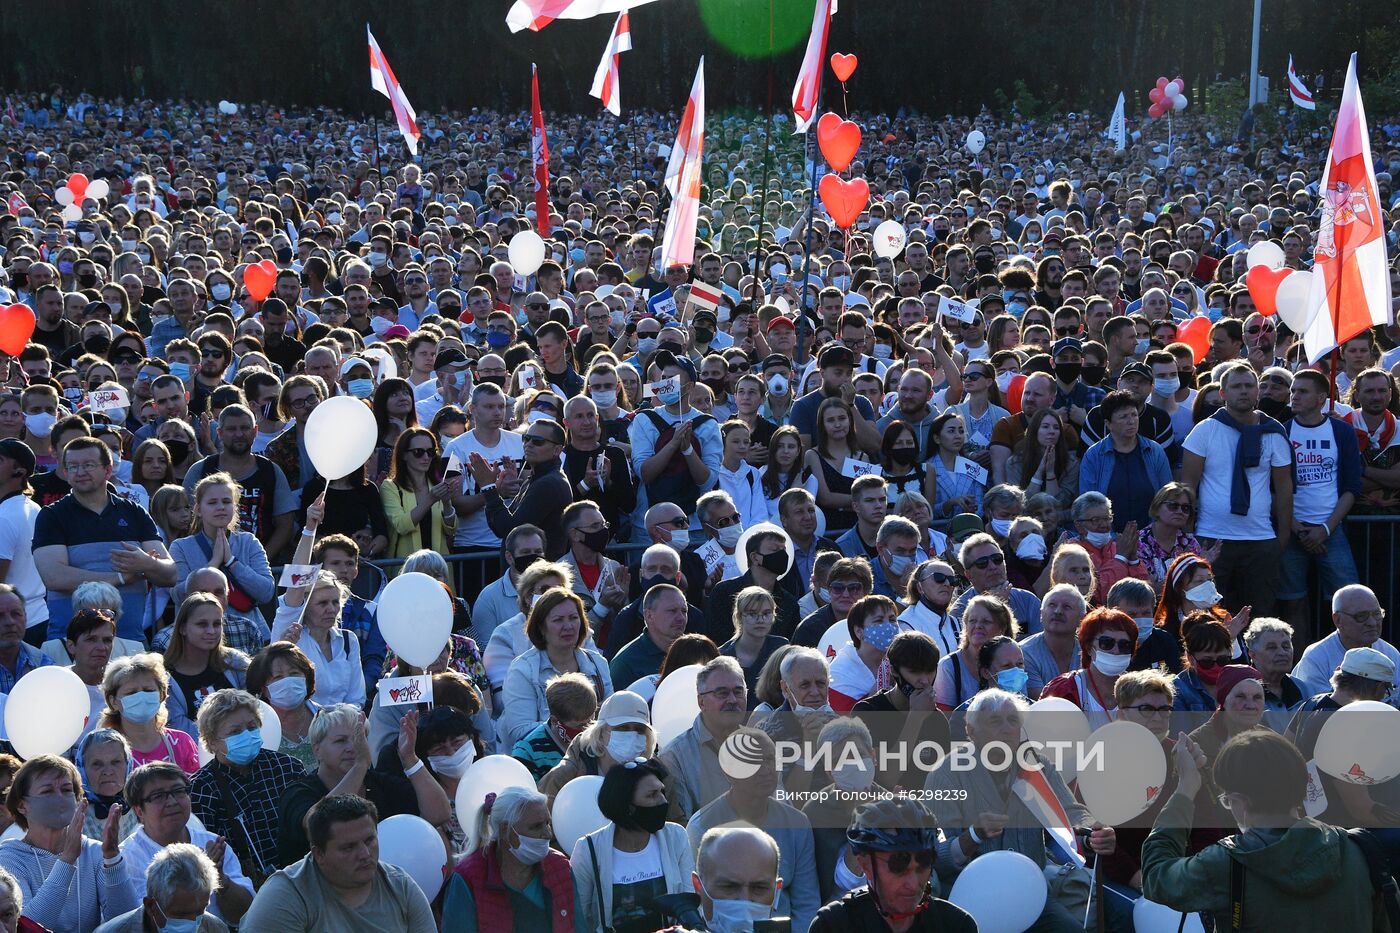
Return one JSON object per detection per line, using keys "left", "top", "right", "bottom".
{"left": 919, "top": 570, "right": 957, "bottom": 586}
{"left": 828, "top": 581, "right": 865, "bottom": 595}
{"left": 1194, "top": 655, "right": 1232, "bottom": 670}
{"left": 882, "top": 851, "right": 936, "bottom": 873}
{"left": 526, "top": 302, "right": 549, "bottom": 311}
{"left": 112, "top": 354, "right": 142, "bottom": 365}
{"left": 1245, "top": 325, "right": 1275, "bottom": 335}
{"left": 1054, "top": 325, "right": 1080, "bottom": 336}
{"left": 406, "top": 447, "right": 434, "bottom": 458}
{"left": 523, "top": 434, "right": 561, "bottom": 446}
{"left": 439, "top": 306, "right": 461, "bottom": 315}
{"left": 1162, "top": 501, "right": 1193, "bottom": 514}
{"left": 199, "top": 348, "right": 226, "bottom": 359}
{"left": 968, "top": 553, "right": 1005, "bottom": 569}
{"left": 1096, "top": 636, "right": 1134, "bottom": 654}
{"left": 960, "top": 371, "right": 986, "bottom": 382}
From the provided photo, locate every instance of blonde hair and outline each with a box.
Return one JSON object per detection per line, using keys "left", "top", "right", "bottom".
{"left": 195, "top": 689, "right": 262, "bottom": 754}
{"left": 731, "top": 586, "right": 776, "bottom": 640}
{"left": 1050, "top": 543, "right": 1097, "bottom": 598}
{"left": 190, "top": 470, "right": 242, "bottom": 534}
{"left": 1114, "top": 669, "right": 1177, "bottom": 708}
{"left": 516, "top": 561, "right": 573, "bottom": 613}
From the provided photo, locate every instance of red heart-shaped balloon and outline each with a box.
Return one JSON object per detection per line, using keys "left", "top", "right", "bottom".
{"left": 1177, "top": 316, "right": 1212, "bottom": 364}
{"left": 1246, "top": 265, "right": 1292, "bottom": 317}
{"left": 819, "top": 175, "right": 869, "bottom": 230}
{"left": 244, "top": 260, "right": 278, "bottom": 302}
{"left": 830, "top": 53, "right": 858, "bottom": 83}
{"left": 66, "top": 173, "right": 89, "bottom": 202}
{"left": 0, "top": 304, "right": 36, "bottom": 356}
{"left": 817, "top": 113, "right": 861, "bottom": 173}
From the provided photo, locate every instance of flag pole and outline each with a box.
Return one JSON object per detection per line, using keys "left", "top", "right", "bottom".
{"left": 751, "top": 0, "right": 776, "bottom": 306}
{"left": 796, "top": 87, "right": 824, "bottom": 369}
{"left": 372, "top": 116, "right": 382, "bottom": 177}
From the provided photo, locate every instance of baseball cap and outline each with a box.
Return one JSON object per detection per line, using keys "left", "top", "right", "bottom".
{"left": 384, "top": 324, "right": 412, "bottom": 339}
{"left": 766, "top": 316, "right": 795, "bottom": 333}
{"left": 1051, "top": 336, "right": 1083, "bottom": 357}
{"left": 1340, "top": 647, "right": 1396, "bottom": 683}
{"left": 946, "top": 513, "right": 984, "bottom": 543}
{"left": 761, "top": 353, "right": 791, "bottom": 373}
{"left": 0, "top": 439, "right": 36, "bottom": 476}
{"left": 1119, "top": 361, "right": 1152, "bottom": 382}
{"left": 651, "top": 349, "right": 697, "bottom": 383}
{"left": 818, "top": 345, "right": 856, "bottom": 369}
{"left": 433, "top": 349, "right": 469, "bottom": 371}
{"left": 339, "top": 357, "right": 373, "bottom": 377}
{"left": 598, "top": 691, "right": 651, "bottom": 727}
{"left": 693, "top": 309, "right": 718, "bottom": 326}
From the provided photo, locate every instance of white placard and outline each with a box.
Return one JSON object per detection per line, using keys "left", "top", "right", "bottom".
{"left": 643, "top": 375, "right": 680, "bottom": 400}
{"left": 378, "top": 674, "right": 434, "bottom": 708}
{"left": 278, "top": 563, "right": 321, "bottom": 588}
{"left": 938, "top": 295, "right": 978, "bottom": 324}
{"left": 696, "top": 538, "right": 727, "bottom": 574}
{"left": 86, "top": 386, "right": 129, "bottom": 413}
{"left": 954, "top": 456, "right": 989, "bottom": 486}
{"left": 840, "top": 458, "right": 883, "bottom": 479}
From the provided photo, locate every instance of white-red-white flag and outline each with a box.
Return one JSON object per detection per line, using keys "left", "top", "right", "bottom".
{"left": 506, "top": 0, "right": 657, "bottom": 33}
{"left": 531, "top": 64, "right": 552, "bottom": 236}
{"left": 1289, "top": 55, "right": 1316, "bottom": 110}
{"left": 367, "top": 25, "right": 421, "bottom": 156}
{"left": 589, "top": 11, "right": 632, "bottom": 116}
{"left": 791, "top": 0, "right": 833, "bottom": 133}
{"left": 659, "top": 58, "right": 704, "bottom": 272}
{"left": 1304, "top": 53, "right": 1392, "bottom": 363}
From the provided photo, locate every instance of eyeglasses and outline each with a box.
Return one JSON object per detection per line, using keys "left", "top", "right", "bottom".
{"left": 711, "top": 515, "right": 741, "bottom": 529}
{"left": 200, "top": 348, "right": 226, "bottom": 359}
{"left": 828, "top": 581, "right": 866, "bottom": 595}
{"left": 698, "top": 686, "right": 747, "bottom": 701}
{"left": 960, "top": 371, "right": 986, "bottom": 382}
{"left": 1162, "top": 501, "right": 1193, "bottom": 514}
{"left": 403, "top": 277, "right": 428, "bottom": 286}
{"left": 1245, "top": 325, "right": 1275, "bottom": 335}
{"left": 526, "top": 302, "right": 549, "bottom": 311}
{"left": 881, "top": 851, "right": 936, "bottom": 873}
{"left": 141, "top": 786, "right": 191, "bottom": 806}
{"left": 1128, "top": 704, "right": 1173, "bottom": 715}
{"left": 1096, "top": 636, "right": 1135, "bottom": 654}
{"left": 1340, "top": 609, "right": 1386, "bottom": 624}
{"left": 968, "top": 553, "right": 1005, "bottom": 569}
{"left": 406, "top": 447, "right": 434, "bottom": 458}
{"left": 1194, "top": 655, "right": 1233, "bottom": 670}
{"left": 288, "top": 395, "right": 318, "bottom": 411}
{"left": 523, "top": 434, "right": 561, "bottom": 446}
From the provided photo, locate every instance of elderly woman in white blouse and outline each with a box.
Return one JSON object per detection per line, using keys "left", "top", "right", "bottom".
{"left": 272, "top": 570, "right": 365, "bottom": 708}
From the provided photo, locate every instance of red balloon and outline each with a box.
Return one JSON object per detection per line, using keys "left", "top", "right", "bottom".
{"left": 1174, "top": 76, "right": 1187, "bottom": 91}
{"left": 1246, "top": 265, "right": 1293, "bottom": 318}
{"left": 817, "top": 113, "right": 861, "bottom": 173}
{"left": 1147, "top": 102, "right": 1167, "bottom": 119}
{"left": 244, "top": 260, "right": 278, "bottom": 302}
{"left": 1177, "top": 316, "right": 1212, "bottom": 364}
{"left": 66, "top": 173, "right": 89, "bottom": 203}
{"left": 0, "top": 304, "right": 36, "bottom": 356}
{"left": 1148, "top": 88, "right": 1164, "bottom": 104}
{"left": 829, "top": 53, "right": 858, "bottom": 82}
{"left": 1156, "top": 76, "right": 1169, "bottom": 90}
{"left": 819, "top": 175, "right": 870, "bottom": 230}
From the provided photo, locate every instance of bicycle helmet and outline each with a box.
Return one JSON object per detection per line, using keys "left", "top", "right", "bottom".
{"left": 846, "top": 797, "right": 940, "bottom": 853}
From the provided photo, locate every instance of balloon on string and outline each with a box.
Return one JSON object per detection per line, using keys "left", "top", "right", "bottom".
{"left": 55, "top": 188, "right": 74, "bottom": 206}
{"left": 61, "top": 204, "right": 82, "bottom": 223}
{"left": 1023, "top": 697, "right": 1092, "bottom": 783}
{"left": 378, "top": 815, "right": 448, "bottom": 899}
{"left": 1245, "top": 265, "right": 1293, "bottom": 318}
{"left": 1076, "top": 721, "right": 1167, "bottom": 824}
{"left": 198, "top": 700, "right": 283, "bottom": 766}
{"left": 1274, "top": 271, "right": 1319, "bottom": 332}
{"left": 378, "top": 572, "right": 453, "bottom": 667}
{"left": 873, "top": 220, "right": 907, "bottom": 259}
{"left": 817, "top": 619, "right": 850, "bottom": 663}
{"left": 508, "top": 231, "right": 546, "bottom": 276}
{"left": 816, "top": 113, "right": 861, "bottom": 173}
{"left": 965, "top": 130, "right": 986, "bottom": 155}
{"left": 1246, "top": 240, "right": 1286, "bottom": 270}
{"left": 552, "top": 776, "right": 607, "bottom": 853}
{"left": 456, "top": 755, "right": 533, "bottom": 852}
{"left": 651, "top": 664, "right": 702, "bottom": 747}
{"left": 304, "top": 395, "right": 378, "bottom": 481}
{"left": 218, "top": 100, "right": 239, "bottom": 115}
{"left": 243, "top": 259, "right": 278, "bottom": 302}
{"left": 1315, "top": 700, "right": 1400, "bottom": 785}
{"left": 1134, "top": 898, "right": 1206, "bottom": 933}
{"left": 948, "top": 850, "right": 1047, "bottom": 933}
{"left": 0, "top": 304, "right": 37, "bottom": 356}
{"left": 829, "top": 53, "right": 858, "bottom": 82}
{"left": 818, "top": 175, "right": 869, "bottom": 230}
{"left": 65, "top": 174, "right": 89, "bottom": 203}
{"left": 4, "top": 666, "right": 91, "bottom": 759}
{"left": 1177, "top": 316, "right": 1212, "bottom": 364}
{"left": 1172, "top": 94, "right": 1189, "bottom": 111}
{"left": 1164, "top": 80, "right": 1182, "bottom": 98}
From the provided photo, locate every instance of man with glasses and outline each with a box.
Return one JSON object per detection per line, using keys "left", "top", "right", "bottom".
{"left": 120, "top": 760, "right": 255, "bottom": 925}
{"left": 395, "top": 265, "right": 435, "bottom": 331}
{"left": 471, "top": 524, "right": 547, "bottom": 643}
{"left": 949, "top": 533, "right": 1042, "bottom": 636}
{"left": 187, "top": 332, "right": 232, "bottom": 417}
{"left": 558, "top": 501, "right": 629, "bottom": 635}
{"left": 517, "top": 290, "right": 553, "bottom": 351}
{"left": 468, "top": 415, "right": 573, "bottom": 558}
{"left": 1292, "top": 584, "right": 1400, "bottom": 699}
{"left": 659, "top": 655, "right": 750, "bottom": 822}
{"left": 265, "top": 374, "right": 327, "bottom": 494}
{"left": 635, "top": 503, "right": 708, "bottom": 607}
{"left": 1243, "top": 311, "right": 1283, "bottom": 373}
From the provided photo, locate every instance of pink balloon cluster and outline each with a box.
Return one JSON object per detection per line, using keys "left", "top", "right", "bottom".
{"left": 1147, "top": 76, "right": 1188, "bottom": 119}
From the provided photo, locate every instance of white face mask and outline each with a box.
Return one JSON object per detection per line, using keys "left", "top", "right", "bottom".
{"left": 592, "top": 389, "right": 617, "bottom": 410}
{"left": 832, "top": 756, "right": 876, "bottom": 791}
{"left": 1153, "top": 376, "right": 1180, "bottom": 397}
{"left": 701, "top": 878, "right": 778, "bottom": 933}
{"left": 1092, "top": 651, "right": 1133, "bottom": 677}
{"left": 716, "top": 524, "right": 743, "bottom": 549}
{"left": 1015, "top": 533, "right": 1047, "bottom": 561}
{"left": 267, "top": 676, "right": 308, "bottom": 710}
{"left": 988, "top": 518, "right": 1013, "bottom": 537}
{"left": 428, "top": 740, "right": 477, "bottom": 778}
{"left": 1184, "top": 581, "right": 1221, "bottom": 607}
{"left": 1084, "top": 530, "right": 1114, "bottom": 547}
{"left": 995, "top": 371, "right": 1016, "bottom": 393}
{"left": 508, "top": 830, "right": 552, "bottom": 865}
{"left": 669, "top": 529, "right": 691, "bottom": 550}
{"left": 210, "top": 282, "right": 232, "bottom": 302}
{"left": 607, "top": 730, "right": 648, "bottom": 762}
{"left": 1134, "top": 617, "right": 1156, "bottom": 643}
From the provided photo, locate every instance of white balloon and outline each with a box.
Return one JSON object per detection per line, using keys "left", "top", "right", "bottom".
{"left": 816, "top": 619, "right": 850, "bottom": 664}
{"left": 1164, "top": 80, "right": 1182, "bottom": 98}
{"left": 1133, "top": 897, "right": 1206, "bottom": 933}
{"left": 60, "top": 204, "right": 82, "bottom": 223}
{"left": 85, "top": 179, "right": 110, "bottom": 201}
{"left": 378, "top": 814, "right": 448, "bottom": 899}
{"left": 551, "top": 775, "right": 607, "bottom": 853}
{"left": 378, "top": 572, "right": 454, "bottom": 668}
{"left": 1022, "top": 697, "right": 1092, "bottom": 783}
{"left": 1076, "top": 720, "right": 1168, "bottom": 824}
{"left": 198, "top": 700, "right": 283, "bottom": 766}
{"left": 651, "top": 664, "right": 702, "bottom": 747}
{"left": 733, "top": 522, "right": 795, "bottom": 575}
{"left": 874, "top": 220, "right": 907, "bottom": 259}
{"left": 4, "top": 667, "right": 91, "bottom": 759}
{"left": 1245, "top": 240, "right": 1286, "bottom": 271}
{"left": 965, "top": 130, "right": 986, "bottom": 155}
{"left": 1274, "top": 270, "right": 1319, "bottom": 333}
{"left": 508, "top": 231, "right": 547, "bottom": 276}
{"left": 456, "top": 755, "right": 536, "bottom": 853}
{"left": 54, "top": 188, "right": 74, "bottom": 206}
{"left": 948, "top": 850, "right": 1047, "bottom": 933}
{"left": 1172, "top": 94, "right": 1189, "bottom": 111}
{"left": 361, "top": 345, "right": 398, "bottom": 381}
{"left": 303, "top": 395, "right": 377, "bottom": 481}
{"left": 1315, "top": 700, "right": 1400, "bottom": 785}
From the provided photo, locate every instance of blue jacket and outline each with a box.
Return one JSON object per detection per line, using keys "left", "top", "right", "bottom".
{"left": 1171, "top": 667, "right": 1217, "bottom": 712}
{"left": 1080, "top": 435, "right": 1173, "bottom": 498}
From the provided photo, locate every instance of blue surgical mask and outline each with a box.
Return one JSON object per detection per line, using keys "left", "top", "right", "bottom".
{"left": 885, "top": 552, "right": 914, "bottom": 577}
{"left": 1134, "top": 616, "right": 1156, "bottom": 643}
{"left": 1006, "top": 301, "right": 1028, "bottom": 318}
{"left": 995, "top": 667, "right": 1029, "bottom": 695}
{"left": 863, "top": 621, "right": 898, "bottom": 651}
{"left": 120, "top": 690, "right": 162, "bottom": 724}
{"left": 486, "top": 330, "right": 511, "bottom": 348}
{"left": 1134, "top": 338, "right": 1151, "bottom": 355}
{"left": 223, "top": 727, "right": 263, "bottom": 765}
{"left": 168, "top": 362, "right": 192, "bottom": 383}
{"left": 658, "top": 388, "right": 681, "bottom": 406}
{"left": 347, "top": 378, "right": 374, "bottom": 398}
{"left": 154, "top": 900, "right": 201, "bottom": 933}
{"left": 1206, "top": 305, "right": 1224, "bottom": 322}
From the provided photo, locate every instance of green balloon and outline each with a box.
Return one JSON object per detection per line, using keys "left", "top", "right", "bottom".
{"left": 698, "top": 0, "right": 815, "bottom": 59}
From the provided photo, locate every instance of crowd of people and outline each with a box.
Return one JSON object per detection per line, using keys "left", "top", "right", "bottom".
{"left": 0, "top": 85, "right": 1392, "bottom": 931}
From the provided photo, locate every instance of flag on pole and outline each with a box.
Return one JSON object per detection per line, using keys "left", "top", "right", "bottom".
{"left": 1303, "top": 53, "right": 1392, "bottom": 363}
{"left": 531, "top": 64, "right": 552, "bottom": 236}
{"left": 791, "top": 0, "right": 833, "bottom": 133}
{"left": 659, "top": 59, "right": 705, "bottom": 272}
{"left": 366, "top": 25, "right": 421, "bottom": 156}
{"left": 1288, "top": 56, "right": 1317, "bottom": 110}
{"left": 1106, "top": 92, "right": 1127, "bottom": 151}
{"left": 1012, "top": 766, "right": 1086, "bottom": 868}
{"left": 506, "top": 0, "right": 657, "bottom": 33}
{"left": 589, "top": 11, "right": 632, "bottom": 116}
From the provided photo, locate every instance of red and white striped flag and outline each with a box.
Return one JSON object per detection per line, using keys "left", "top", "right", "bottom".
{"left": 660, "top": 58, "right": 705, "bottom": 272}
{"left": 1012, "top": 765, "right": 1086, "bottom": 868}
{"left": 791, "top": 0, "right": 834, "bottom": 133}
{"left": 1289, "top": 55, "right": 1316, "bottom": 110}
{"left": 1304, "top": 53, "right": 1392, "bottom": 362}
{"left": 531, "top": 64, "right": 552, "bottom": 236}
{"left": 506, "top": 0, "right": 657, "bottom": 33}
{"left": 367, "top": 25, "right": 421, "bottom": 156}
{"left": 589, "top": 11, "right": 632, "bottom": 116}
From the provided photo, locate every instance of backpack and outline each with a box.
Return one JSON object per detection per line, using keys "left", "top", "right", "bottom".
{"left": 640, "top": 409, "right": 712, "bottom": 515}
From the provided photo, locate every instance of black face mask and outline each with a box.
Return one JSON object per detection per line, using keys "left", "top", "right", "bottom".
{"left": 276, "top": 247, "right": 294, "bottom": 264}
{"left": 84, "top": 336, "right": 111, "bottom": 355}
{"left": 758, "top": 550, "right": 791, "bottom": 576}
{"left": 142, "top": 286, "right": 165, "bottom": 305}
{"left": 1081, "top": 365, "right": 1107, "bottom": 385}
{"left": 703, "top": 377, "right": 727, "bottom": 396}
{"left": 628, "top": 802, "right": 669, "bottom": 834}
{"left": 658, "top": 343, "right": 683, "bottom": 355}
{"left": 579, "top": 527, "right": 611, "bottom": 552}
{"left": 694, "top": 327, "right": 714, "bottom": 346}
{"left": 9, "top": 271, "right": 27, "bottom": 292}
{"left": 1054, "top": 362, "right": 1082, "bottom": 384}
{"left": 163, "top": 440, "right": 191, "bottom": 463}
{"left": 513, "top": 554, "right": 542, "bottom": 575}
{"left": 77, "top": 272, "right": 98, "bottom": 289}
{"left": 1258, "top": 397, "right": 1290, "bottom": 420}
{"left": 890, "top": 446, "right": 919, "bottom": 466}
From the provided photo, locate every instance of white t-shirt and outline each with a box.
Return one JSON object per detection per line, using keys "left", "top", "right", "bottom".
{"left": 1289, "top": 419, "right": 1340, "bottom": 523}
{"left": 0, "top": 493, "right": 46, "bottom": 625}
{"left": 1182, "top": 418, "right": 1292, "bottom": 540}
{"left": 611, "top": 835, "right": 666, "bottom": 929}
{"left": 444, "top": 429, "right": 525, "bottom": 547}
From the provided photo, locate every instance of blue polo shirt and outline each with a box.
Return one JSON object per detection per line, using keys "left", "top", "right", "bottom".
{"left": 33, "top": 490, "right": 161, "bottom": 641}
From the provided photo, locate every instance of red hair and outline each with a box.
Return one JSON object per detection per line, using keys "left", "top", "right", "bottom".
{"left": 1078, "top": 607, "right": 1138, "bottom": 662}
